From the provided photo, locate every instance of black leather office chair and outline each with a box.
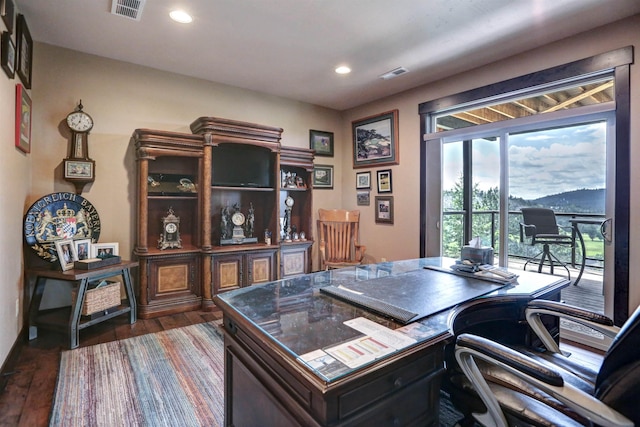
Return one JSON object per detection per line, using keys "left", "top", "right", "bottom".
{"left": 450, "top": 300, "right": 640, "bottom": 426}
{"left": 519, "top": 208, "right": 585, "bottom": 285}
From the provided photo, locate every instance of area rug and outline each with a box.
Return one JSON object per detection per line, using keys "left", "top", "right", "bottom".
{"left": 50, "top": 321, "right": 466, "bottom": 426}
{"left": 50, "top": 322, "right": 225, "bottom": 426}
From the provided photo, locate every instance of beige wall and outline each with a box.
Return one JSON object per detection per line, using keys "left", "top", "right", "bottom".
{"left": 0, "top": 38, "right": 32, "bottom": 367}
{"left": 1, "top": 14, "right": 638, "bottom": 367}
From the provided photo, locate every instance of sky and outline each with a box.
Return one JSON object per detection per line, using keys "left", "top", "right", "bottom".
{"left": 442, "top": 121, "right": 607, "bottom": 200}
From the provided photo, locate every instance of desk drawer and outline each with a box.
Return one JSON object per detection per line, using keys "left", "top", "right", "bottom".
{"left": 338, "top": 346, "right": 442, "bottom": 419}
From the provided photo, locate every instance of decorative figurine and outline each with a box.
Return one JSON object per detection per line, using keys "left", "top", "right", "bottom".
{"left": 246, "top": 203, "right": 255, "bottom": 237}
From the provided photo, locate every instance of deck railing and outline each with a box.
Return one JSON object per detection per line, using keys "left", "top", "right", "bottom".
{"left": 442, "top": 210, "right": 605, "bottom": 268}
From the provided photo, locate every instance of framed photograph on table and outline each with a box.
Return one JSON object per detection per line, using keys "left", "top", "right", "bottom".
{"left": 377, "top": 169, "right": 392, "bottom": 193}
{"left": 352, "top": 109, "right": 399, "bottom": 168}
{"left": 356, "top": 171, "right": 371, "bottom": 189}
{"left": 375, "top": 196, "right": 394, "bottom": 224}
{"left": 309, "top": 129, "right": 334, "bottom": 157}
{"left": 92, "top": 242, "right": 119, "bottom": 258}
{"left": 16, "top": 14, "right": 32, "bottom": 88}
{"left": 15, "top": 83, "right": 31, "bottom": 153}
{"left": 55, "top": 239, "right": 77, "bottom": 271}
{"left": 313, "top": 164, "right": 333, "bottom": 189}
{"left": 1, "top": 31, "right": 15, "bottom": 78}
{"left": 74, "top": 239, "right": 91, "bottom": 261}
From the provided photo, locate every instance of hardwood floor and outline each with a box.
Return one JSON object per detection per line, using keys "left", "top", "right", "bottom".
{"left": 0, "top": 309, "right": 222, "bottom": 427}
{"left": 0, "top": 309, "right": 603, "bottom": 427}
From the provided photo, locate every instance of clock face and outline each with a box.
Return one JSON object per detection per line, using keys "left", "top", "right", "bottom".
{"left": 66, "top": 111, "right": 94, "bottom": 132}
{"left": 232, "top": 212, "right": 245, "bottom": 226}
{"left": 165, "top": 222, "right": 177, "bottom": 233}
{"left": 285, "top": 196, "right": 294, "bottom": 207}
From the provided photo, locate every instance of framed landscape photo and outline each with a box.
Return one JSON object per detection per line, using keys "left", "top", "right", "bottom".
{"left": 356, "top": 171, "right": 371, "bottom": 189}
{"left": 357, "top": 191, "right": 370, "bottom": 206}
{"left": 1, "top": 31, "right": 15, "bottom": 78}
{"left": 15, "top": 83, "right": 31, "bottom": 153}
{"left": 352, "top": 109, "right": 399, "bottom": 168}
{"left": 309, "top": 129, "right": 334, "bottom": 157}
{"left": 313, "top": 164, "right": 333, "bottom": 189}
{"left": 377, "top": 169, "right": 392, "bottom": 193}
{"left": 16, "top": 14, "right": 32, "bottom": 89}
{"left": 375, "top": 196, "right": 394, "bottom": 224}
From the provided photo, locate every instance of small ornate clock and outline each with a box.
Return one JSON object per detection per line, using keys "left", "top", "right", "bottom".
{"left": 158, "top": 207, "right": 182, "bottom": 250}
{"left": 63, "top": 101, "right": 96, "bottom": 194}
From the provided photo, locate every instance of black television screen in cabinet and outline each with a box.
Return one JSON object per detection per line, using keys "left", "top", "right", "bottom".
{"left": 212, "top": 144, "right": 274, "bottom": 188}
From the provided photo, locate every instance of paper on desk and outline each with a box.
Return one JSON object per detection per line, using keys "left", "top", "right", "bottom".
{"left": 343, "top": 317, "right": 417, "bottom": 349}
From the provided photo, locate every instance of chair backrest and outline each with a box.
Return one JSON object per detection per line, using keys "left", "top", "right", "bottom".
{"left": 317, "top": 209, "right": 361, "bottom": 267}
{"left": 595, "top": 304, "right": 640, "bottom": 423}
{"left": 521, "top": 208, "right": 560, "bottom": 235}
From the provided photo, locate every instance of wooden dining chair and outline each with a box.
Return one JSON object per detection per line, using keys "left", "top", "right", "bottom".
{"left": 317, "top": 209, "right": 366, "bottom": 270}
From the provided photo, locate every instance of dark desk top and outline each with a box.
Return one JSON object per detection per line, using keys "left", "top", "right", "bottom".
{"left": 214, "top": 257, "right": 567, "bottom": 382}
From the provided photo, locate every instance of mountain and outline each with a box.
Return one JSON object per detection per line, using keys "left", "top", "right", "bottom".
{"left": 510, "top": 189, "right": 605, "bottom": 213}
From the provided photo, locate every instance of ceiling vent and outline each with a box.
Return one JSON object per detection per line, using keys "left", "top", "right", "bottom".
{"left": 379, "top": 67, "right": 409, "bottom": 80}
{"left": 111, "top": 0, "right": 146, "bottom": 21}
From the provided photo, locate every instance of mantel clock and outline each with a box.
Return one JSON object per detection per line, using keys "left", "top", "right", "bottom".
{"left": 63, "top": 101, "right": 96, "bottom": 194}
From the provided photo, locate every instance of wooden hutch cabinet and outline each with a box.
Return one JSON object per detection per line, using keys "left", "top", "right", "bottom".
{"left": 133, "top": 129, "right": 204, "bottom": 318}
{"left": 133, "top": 118, "right": 316, "bottom": 317}
{"left": 279, "top": 146, "right": 314, "bottom": 277}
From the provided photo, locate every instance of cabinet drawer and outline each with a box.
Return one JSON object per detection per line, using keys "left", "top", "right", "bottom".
{"left": 338, "top": 347, "right": 442, "bottom": 419}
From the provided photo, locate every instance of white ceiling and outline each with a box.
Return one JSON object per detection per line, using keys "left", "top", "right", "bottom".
{"left": 15, "top": 0, "right": 640, "bottom": 111}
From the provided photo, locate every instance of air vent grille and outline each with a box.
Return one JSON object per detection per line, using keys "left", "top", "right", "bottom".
{"left": 380, "top": 67, "right": 409, "bottom": 80}
{"left": 111, "top": 0, "right": 146, "bottom": 21}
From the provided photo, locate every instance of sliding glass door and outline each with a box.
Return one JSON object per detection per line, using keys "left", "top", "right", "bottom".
{"left": 424, "top": 108, "right": 615, "bottom": 348}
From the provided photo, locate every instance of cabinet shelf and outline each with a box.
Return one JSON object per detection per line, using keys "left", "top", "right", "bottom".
{"left": 148, "top": 194, "right": 198, "bottom": 200}
{"left": 212, "top": 185, "right": 274, "bottom": 192}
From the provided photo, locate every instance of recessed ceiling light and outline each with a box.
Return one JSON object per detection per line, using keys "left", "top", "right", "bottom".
{"left": 170, "top": 10, "right": 193, "bottom": 23}
{"left": 335, "top": 66, "right": 351, "bottom": 75}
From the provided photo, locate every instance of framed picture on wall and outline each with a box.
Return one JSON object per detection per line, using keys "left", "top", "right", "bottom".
{"left": 356, "top": 171, "right": 371, "bottom": 189}
{"left": 375, "top": 196, "right": 394, "bottom": 224}
{"left": 313, "top": 164, "right": 333, "bottom": 189}
{"left": 1, "top": 31, "right": 15, "bottom": 78}
{"left": 1, "top": 0, "right": 15, "bottom": 34}
{"left": 352, "top": 109, "right": 399, "bottom": 168}
{"left": 357, "top": 191, "right": 370, "bottom": 206}
{"left": 377, "top": 169, "right": 392, "bottom": 193}
{"left": 16, "top": 14, "right": 32, "bottom": 89}
{"left": 309, "top": 129, "right": 334, "bottom": 157}
{"left": 15, "top": 83, "right": 31, "bottom": 153}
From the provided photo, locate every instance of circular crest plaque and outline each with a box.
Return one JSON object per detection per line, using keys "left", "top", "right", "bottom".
{"left": 24, "top": 192, "right": 101, "bottom": 262}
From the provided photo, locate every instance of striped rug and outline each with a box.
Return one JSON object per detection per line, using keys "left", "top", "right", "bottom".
{"left": 50, "top": 322, "right": 225, "bottom": 427}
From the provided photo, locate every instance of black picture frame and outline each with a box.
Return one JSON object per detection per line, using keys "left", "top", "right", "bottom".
{"left": 352, "top": 109, "right": 399, "bottom": 168}
{"left": 1, "top": 31, "right": 14, "bottom": 78}
{"left": 357, "top": 191, "right": 370, "bottom": 206}
{"left": 375, "top": 196, "right": 394, "bottom": 224}
{"left": 1, "top": 0, "right": 14, "bottom": 34}
{"left": 312, "top": 164, "right": 333, "bottom": 189}
{"left": 310, "top": 129, "right": 334, "bottom": 157}
{"left": 16, "top": 14, "right": 32, "bottom": 89}
{"left": 356, "top": 171, "right": 371, "bottom": 189}
{"left": 377, "top": 169, "right": 392, "bottom": 193}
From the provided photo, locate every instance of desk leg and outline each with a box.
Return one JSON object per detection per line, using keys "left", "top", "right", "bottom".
{"left": 122, "top": 267, "right": 137, "bottom": 323}
{"left": 69, "top": 278, "right": 89, "bottom": 349}
{"left": 28, "top": 276, "right": 47, "bottom": 340}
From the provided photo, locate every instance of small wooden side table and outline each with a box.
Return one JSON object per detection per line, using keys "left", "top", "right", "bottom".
{"left": 27, "top": 260, "right": 138, "bottom": 349}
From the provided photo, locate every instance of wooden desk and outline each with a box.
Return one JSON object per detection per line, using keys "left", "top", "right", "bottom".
{"left": 27, "top": 260, "right": 138, "bottom": 349}
{"left": 214, "top": 258, "right": 568, "bottom": 426}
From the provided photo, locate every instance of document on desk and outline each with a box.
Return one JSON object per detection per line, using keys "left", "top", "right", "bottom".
{"left": 320, "top": 268, "right": 507, "bottom": 324}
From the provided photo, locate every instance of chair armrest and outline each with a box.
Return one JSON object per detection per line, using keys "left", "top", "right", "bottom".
{"left": 519, "top": 222, "right": 536, "bottom": 242}
{"left": 525, "top": 299, "right": 618, "bottom": 354}
{"left": 455, "top": 333, "right": 634, "bottom": 427}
